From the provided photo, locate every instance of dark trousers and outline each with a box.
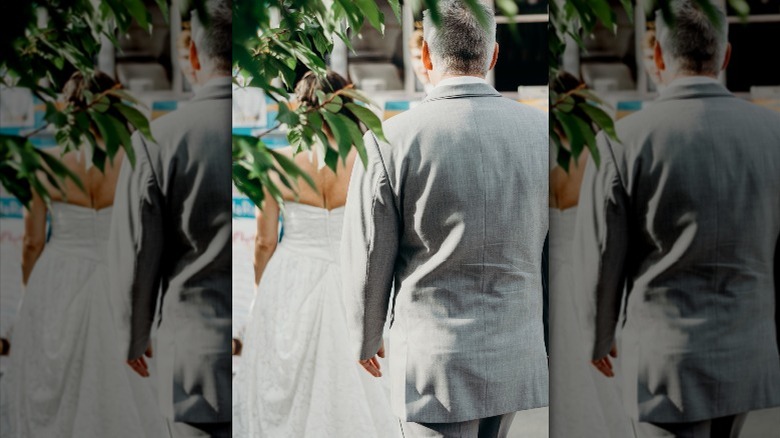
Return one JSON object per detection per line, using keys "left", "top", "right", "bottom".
{"left": 400, "top": 412, "right": 516, "bottom": 438}
{"left": 166, "top": 420, "right": 231, "bottom": 438}
{"left": 633, "top": 413, "right": 748, "bottom": 438}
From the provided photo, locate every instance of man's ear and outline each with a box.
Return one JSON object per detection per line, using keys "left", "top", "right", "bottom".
{"left": 488, "top": 43, "right": 499, "bottom": 70}
{"left": 721, "top": 42, "right": 732, "bottom": 71}
{"left": 422, "top": 41, "right": 433, "bottom": 71}
{"left": 190, "top": 41, "right": 201, "bottom": 72}
{"left": 654, "top": 41, "right": 665, "bottom": 73}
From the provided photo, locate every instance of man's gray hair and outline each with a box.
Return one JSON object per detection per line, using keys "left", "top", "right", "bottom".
{"left": 191, "top": 0, "right": 232, "bottom": 73}
{"left": 423, "top": 0, "right": 496, "bottom": 76}
{"left": 655, "top": 0, "right": 728, "bottom": 76}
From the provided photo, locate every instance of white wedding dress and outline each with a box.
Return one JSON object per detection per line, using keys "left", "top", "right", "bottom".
{"left": 234, "top": 202, "right": 399, "bottom": 438}
{"left": 549, "top": 207, "right": 634, "bottom": 438}
{"left": 7, "top": 203, "right": 167, "bottom": 437}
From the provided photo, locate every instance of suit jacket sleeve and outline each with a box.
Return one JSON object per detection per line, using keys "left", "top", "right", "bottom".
{"left": 574, "top": 132, "right": 630, "bottom": 360}
{"left": 109, "top": 132, "right": 165, "bottom": 360}
{"left": 775, "top": 232, "right": 779, "bottom": 352}
{"left": 341, "top": 132, "right": 401, "bottom": 361}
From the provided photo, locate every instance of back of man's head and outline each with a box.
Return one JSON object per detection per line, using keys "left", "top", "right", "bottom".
{"left": 423, "top": 0, "right": 496, "bottom": 76}
{"left": 191, "top": 0, "right": 232, "bottom": 75}
{"left": 655, "top": 0, "right": 728, "bottom": 76}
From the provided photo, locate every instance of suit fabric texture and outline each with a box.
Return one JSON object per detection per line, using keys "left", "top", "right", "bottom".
{"left": 342, "top": 82, "right": 550, "bottom": 423}
{"left": 574, "top": 79, "right": 780, "bottom": 423}
{"left": 110, "top": 77, "right": 233, "bottom": 424}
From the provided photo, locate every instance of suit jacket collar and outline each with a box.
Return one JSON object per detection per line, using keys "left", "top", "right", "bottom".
{"left": 422, "top": 82, "right": 502, "bottom": 103}
{"left": 192, "top": 76, "right": 232, "bottom": 102}
{"left": 656, "top": 79, "right": 733, "bottom": 103}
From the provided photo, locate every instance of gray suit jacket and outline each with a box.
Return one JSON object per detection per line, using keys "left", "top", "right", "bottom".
{"left": 341, "top": 82, "right": 549, "bottom": 423}
{"left": 574, "top": 79, "right": 780, "bottom": 423}
{"left": 109, "top": 78, "right": 232, "bottom": 423}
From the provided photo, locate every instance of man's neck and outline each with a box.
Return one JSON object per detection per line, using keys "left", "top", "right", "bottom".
{"left": 663, "top": 70, "right": 719, "bottom": 85}
{"left": 431, "top": 72, "right": 486, "bottom": 86}
{"left": 195, "top": 71, "right": 231, "bottom": 87}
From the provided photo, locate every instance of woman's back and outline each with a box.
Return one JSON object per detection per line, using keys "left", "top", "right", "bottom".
{"left": 272, "top": 146, "right": 356, "bottom": 211}
{"left": 42, "top": 148, "right": 123, "bottom": 210}
{"left": 11, "top": 147, "right": 168, "bottom": 438}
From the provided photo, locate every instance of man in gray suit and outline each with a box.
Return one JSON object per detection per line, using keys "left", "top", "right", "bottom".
{"left": 574, "top": 1, "right": 780, "bottom": 437}
{"left": 341, "top": 1, "right": 549, "bottom": 436}
{"left": 109, "top": 1, "right": 232, "bottom": 436}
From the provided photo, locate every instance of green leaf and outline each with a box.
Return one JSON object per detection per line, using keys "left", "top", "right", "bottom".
{"left": 422, "top": 0, "right": 441, "bottom": 25}
{"left": 555, "top": 111, "right": 585, "bottom": 159}
{"left": 333, "top": 0, "right": 364, "bottom": 32}
{"left": 125, "top": 0, "right": 150, "bottom": 31}
{"left": 556, "top": 95, "right": 575, "bottom": 113}
{"left": 38, "top": 150, "right": 84, "bottom": 191}
{"left": 74, "top": 111, "right": 91, "bottom": 132}
{"left": 587, "top": 138, "right": 601, "bottom": 168}
{"left": 323, "top": 95, "right": 343, "bottom": 113}
{"left": 333, "top": 116, "right": 358, "bottom": 159}
{"left": 44, "top": 102, "right": 68, "bottom": 127}
{"left": 232, "top": 162, "right": 265, "bottom": 208}
{"left": 55, "top": 130, "right": 70, "bottom": 148}
{"left": 315, "top": 90, "right": 327, "bottom": 105}
{"left": 89, "top": 110, "right": 131, "bottom": 160}
{"left": 578, "top": 103, "right": 618, "bottom": 141}
{"left": 306, "top": 111, "right": 324, "bottom": 131}
{"left": 572, "top": 88, "right": 607, "bottom": 106}
{"left": 345, "top": 102, "right": 387, "bottom": 143}
{"left": 310, "top": 31, "right": 332, "bottom": 56}
{"left": 107, "top": 89, "right": 145, "bottom": 107}
{"left": 572, "top": 114, "right": 598, "bottom": 162}
{"left": 91, "top": 144, "right": 107, "bottom": 171}
{"left": 276, "top": 103, "right": 300, "bottom": 126}
{"left": 728, "top": 0, "right": 750, "bottom": 18}
{"left": 154, "top": 0, "right": 169, "bottom": 22}
{"left": 313, "top": 130, "right": 332, "bottom": 163}
{"left": 495, "top": 0, "right": 519, "bottom": 17}
{"left": 551, "top": 132, "right": 571, "bottom": 172}
{"left": 91, "top": 95, "right": 111, "bottom": 113}
{"left": 287, "top": 127, "right": 303, "bottom": 151}
{"left": 271, "top": 57, "right": 297, "bottom": 89}
{"left": 697, "top": 0, "right": 725, "bottom": 28}
{"left": 462, "top": 0, "right": 491, "bottom": 30}
{"left": 269, "top": 149, "right": 316, "bottom": 191}
{"left": 114, "top": 102, "right": 153, "bottom": 140}
{"left": 342, "top": 116, "right": 367, "bottom": 166}
{"left": 387, "top": 0, "right": 401, "bottom": 23}
{"left": 590, "top": 0, "right": 616, "bottom": 30}
{"left": 340, "top": 88, "right": 380, "bottom": 108}
{"left": 354, "top": 0, "right": 385, "bottom": 32}
{"left": 323, "top": 144, "right": 340, "bottom": 171}
{"left": 618, "top": 0, "right": 634, "bottom": 22}
{"left": 321, "top": 111, "right": 353, "bottom": 162}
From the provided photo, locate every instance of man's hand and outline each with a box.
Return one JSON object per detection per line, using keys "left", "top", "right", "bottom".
{"left": 358, "top": 341, "right": 385, "bottom": 378}
{"left": 127, "top": 344, "right": 153, "bottom": 378}
{"left": 591, "top": 343, "right": 618, "bottom": 377}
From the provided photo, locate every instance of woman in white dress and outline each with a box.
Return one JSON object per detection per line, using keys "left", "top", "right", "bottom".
{"left": 234, "top": 71, "right": 399, "bottom": 437}
{"left": 548, "top": 71, "right": 635, "bottom": 438}
{"left": 8, "top": 71, "right": 167, "bottom": 437}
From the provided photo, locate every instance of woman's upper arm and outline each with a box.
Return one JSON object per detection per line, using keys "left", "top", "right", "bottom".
{"left": 23, "top": 190, "right": 48, "bottom": 246}
{"left": 255, "top": 195, "right": 280, "bottom": 247}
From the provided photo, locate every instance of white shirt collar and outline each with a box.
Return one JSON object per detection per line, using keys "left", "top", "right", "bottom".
{"left": 434, "top": 75, "right": 488, "bottom": 89}
{"left": 668, "top": 75, "right": 722, "bottom": 87}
